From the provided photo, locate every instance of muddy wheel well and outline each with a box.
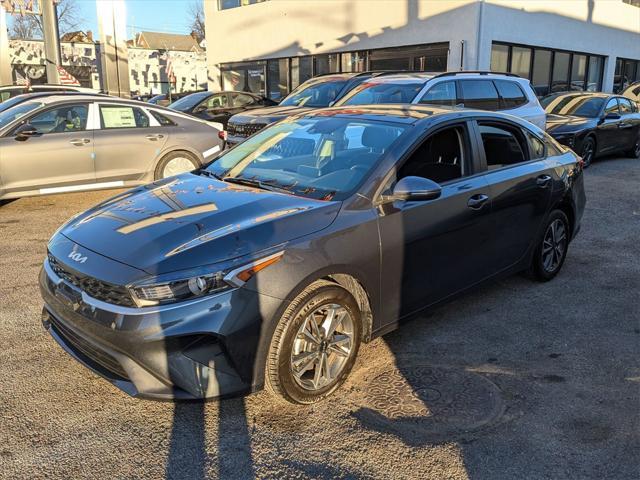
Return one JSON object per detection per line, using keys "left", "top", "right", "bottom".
{"left": 323, "top": 274, "right": 373, "bottom": 342}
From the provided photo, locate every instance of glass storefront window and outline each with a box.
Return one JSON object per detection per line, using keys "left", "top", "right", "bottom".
{"left": 531, "top": 49, "right": 552, "bottom": 97}
{"left": 587, "top": 56, "right": 603, "bottom": 91}
{"left": 291, "top": 56, "right": 313, "bottom": 90}
{"left": 267, "top": 59, "right": 288, "bottom": 100}
{"left": 551, "top": 52, "right": 570, "bottom": 93}
{"left": 491, "top": 44, "right": 509, "bottom": 72}
{"left": 221, "top": 63, "right": 266, "bottom": 96}
{"left": 571, "top": 54, "right": 587, "bottom": 91}
{"left": 341, "top": 52, "right": 367, "bottom": 73}
{"left": 511, "top": 47, "right": 531, "bottom": 78}
{"left": 314, "top": 54, "right": 340, "bottom": 75}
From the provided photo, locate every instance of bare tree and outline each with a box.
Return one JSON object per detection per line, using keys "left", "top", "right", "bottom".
{"left": 188, "top": 1, "right": 205, "bottom": 41}
{"left": 8, "top": 0, "right": 83, "bottom": 39}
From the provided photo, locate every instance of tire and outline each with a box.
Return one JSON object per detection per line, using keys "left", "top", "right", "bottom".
{"left": 624, "top": 134, "right": 640, "bottom": 159}
{"left": 527, "top": 210, "right": 570, "bottom": 282}
{"left": 265, "top": 280, "right": 362, "bottom": 404}
{"left": 154, "top": 151, "right": 200, "bottom": 180}
{"left": 580, "top": 137, "right": 596, "bottom": 168}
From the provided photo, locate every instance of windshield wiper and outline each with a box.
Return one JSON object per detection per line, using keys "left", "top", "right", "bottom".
{"left": 223, "top": 176, "right": 293, "bottom": 194}
{"left": 199, "top": 169, "right": 223, "bottom": 181}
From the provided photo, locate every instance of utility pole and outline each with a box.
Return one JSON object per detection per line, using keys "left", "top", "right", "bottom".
{"left": 41, "top": 0, "right": 61, "bottom": 84}
{"left": 0, "top": 5, "right": 11, "bottom": 84}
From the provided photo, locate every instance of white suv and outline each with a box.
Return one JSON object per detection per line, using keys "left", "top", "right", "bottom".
{"left": 411, "top": 71, "right": 546, "bottom": 129}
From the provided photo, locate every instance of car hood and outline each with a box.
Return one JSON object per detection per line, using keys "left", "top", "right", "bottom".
{"left": 60, "top": 174, "right": 341, "bottom": 274}
{"left": 229, "top": 105, "right": 316, "bottom": 125}
{"left": 545, "top": 114, "right": 595, "bottom": 133}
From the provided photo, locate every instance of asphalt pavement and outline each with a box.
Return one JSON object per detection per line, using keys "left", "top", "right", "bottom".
{"left": 0, "top": 156, "right": 638, "bottom": 479}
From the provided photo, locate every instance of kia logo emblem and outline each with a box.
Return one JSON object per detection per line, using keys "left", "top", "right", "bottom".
{"left": 68, "top": 245, "right": 87, "bottom": 264}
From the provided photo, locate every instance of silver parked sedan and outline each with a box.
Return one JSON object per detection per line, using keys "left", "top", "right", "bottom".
{"left": 0, "top": 95, "right": 223, "bottom": 200}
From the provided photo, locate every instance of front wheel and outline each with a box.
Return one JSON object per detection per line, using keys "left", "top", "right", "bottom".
{"left": 625, "top": 134, "right": 640, "bottom": 159}
{"left": 527, "top": 210, "right": 570, "bottom": 282}
{"left": 265, "top": 280, "right": 362, "bottom": 404}
{"left": 580, "top": 137, "right": 596, "bottom": 168}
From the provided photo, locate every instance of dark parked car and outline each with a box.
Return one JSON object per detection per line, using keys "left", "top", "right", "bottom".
{"left": 148, "top": 91, "right": 202, "bottom": 107}
{"left": 543, "top": 92, "right": 640, "bottom": 166}
{"left": 225, "top": 71, "right": 402, "bottom": 146}
{"left": 40, "top": 105, "right": 585, "bottom": 404}
{"left": 168, "top": 90, "right": 276, "bottom": 127}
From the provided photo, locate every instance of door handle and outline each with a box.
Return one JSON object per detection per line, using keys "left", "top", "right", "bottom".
{"left": 145, "top": 134, "right": 164, "bottom": 141}
{"left": 536, "top": 174, "right": 552, "bottom": 187}
{"left": 467, "top": 194, "right": 489, "bottom": 210}
{"left": 69, "top": 138, "right": 90, "bottom": 146}
{"left": 618, "top": 123, "right": 632, "bottom": 129}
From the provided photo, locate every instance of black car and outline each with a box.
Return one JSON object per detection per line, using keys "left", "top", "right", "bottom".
{"left": 225, "top": 71, "right": 403, "bottom": 146}
{"left": 168, "top": 90, "right": 276, "bottom": 127}
{"left": 543, "top": 92, "right": 640, "bottom": 166}
{"left": 40, "top": 105, "right": 585, "bottom": 404}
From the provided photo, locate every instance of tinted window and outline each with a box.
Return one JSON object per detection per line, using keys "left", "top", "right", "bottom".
{"left": 279, "top": 78, "right": 347, "bottom": 107}
{"left": 495, "top": 80, "right": 527, "bottom": 109}
{"left": 418, "top": 81, "right": 457, "bottom": 106}
{"left": 491, "top": 44, "right": 509, "bottom": 72}
{"left": 203, "top": 94, "right": 229, "bottom": 108}
{"left": 511, "top": 47, "right": 531, "bottom": 78}
{"left": 231, "top": 93, "right": 256, "bottom": 107}
{"left": 100, "top": 105, "right": 149, "bottom": 129}
{"left": 29, "top": 104, "right": 88, "bottom": 134}
{"left": 604, "top": 98, "right": 619, "bottom": 115}
{"left": 150, "top": 110, "right": 176, "bottom": 126}
{"left": 618, "top": 97, "right": 633, "bottom": 114}
{"left": 459, "top": 80, "right": 500, "bottom": 110}
{"left": 339, "top": 82, "right": 424, "bottom": 105}
{"left": 168, "top": 92, "right": 210, "bottom": 110}
{"left": 543, "top": 94, "right": 605, "bottom": 118}
{"left": 479, "top": 123, "right": 526, "bottom": 168}
{"left": 206, "top": 117, "right": 406, "bottom": 201}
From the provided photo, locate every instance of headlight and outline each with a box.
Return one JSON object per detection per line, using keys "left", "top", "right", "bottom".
{"left": 128, "top": 251, "right": 284, "bottom": 307}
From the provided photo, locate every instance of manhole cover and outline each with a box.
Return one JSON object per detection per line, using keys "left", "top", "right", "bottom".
{"left": 357, "top": 365, "right": 504, "bottom": 443}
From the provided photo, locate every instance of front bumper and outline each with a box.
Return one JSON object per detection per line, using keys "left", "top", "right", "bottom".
{"left": 40, "top": 258, "right": 283, "bottom": 400}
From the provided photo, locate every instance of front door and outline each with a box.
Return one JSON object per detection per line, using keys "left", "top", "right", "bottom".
{"left": 92, "top": 103, "right": 169, "bottom": 183}
{"left": 377, "top": 123, "right": 494, "bottom": 322}
{"left": 0, "top": 103, "right": 94, "bottom": 196}
{"left": 597, "top": 98, "right": 622, "bottom": 154}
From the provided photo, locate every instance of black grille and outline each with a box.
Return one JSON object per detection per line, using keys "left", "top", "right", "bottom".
{"left": 227, "top": 121, "right": 266, "bottom": 138}
{"left": 49, "top": 313, "right": 129, "bottom": 381}
{"left": 48, "top": 254, "right": 136, "bottom": 307}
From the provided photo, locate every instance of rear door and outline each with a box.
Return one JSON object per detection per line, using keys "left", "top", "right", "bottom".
{"left": 473, "top": 119, "right": 553, "bottom": 271}
{"left": 617, "top": 97, "right": 639, "bottom": 149}
{"left": 92, "top": 103, "right": 169, "bottom": 183}
{"left": 0, "top": 102, "right": 95, "bottom": 196}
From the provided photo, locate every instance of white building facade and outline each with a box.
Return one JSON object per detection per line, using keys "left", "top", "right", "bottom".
{"left": 205, "top": 0, "right": 640, "bottom": 100}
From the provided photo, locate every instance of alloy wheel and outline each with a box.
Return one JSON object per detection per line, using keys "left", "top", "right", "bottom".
{"left": 162, "top": 157, "right": 196, "bottom": 178}
{"left": 541, "top": 219, "right": 567, "bottom": 273}
{"left": 581, "top": 140, "right": 594, "bottom": 167}
{"left": 290, "top": 303, "right": 355, "bottom": 391}
{"left": 634, "top": 139, "right": 640, "bottom": 158}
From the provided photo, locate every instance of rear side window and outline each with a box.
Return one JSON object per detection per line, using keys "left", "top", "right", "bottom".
{"left": 459, "top": 80, "right": 500, "bottom": 110}
{"left": 604, "top": 98, "right": 619, "bottom": 115}
{"left": 418, "top": 81, "right": 457, "bottom": 106}
{"left": 494, "top": 80, "right": 528, "bottom": 109}
{"left": 100, "top": 105, "right": 149, "bottom": 129}
{"left": 478, "top": 123, "right": 527, "bottom": 169}
{"left": 618, "top": 97, "right": 633, "bottom": 114}
{"left": 231, "top": 93, "right": 257, "bottom": 107}
{"left": 150, "top": 110, "right": 176, "bottom": 126}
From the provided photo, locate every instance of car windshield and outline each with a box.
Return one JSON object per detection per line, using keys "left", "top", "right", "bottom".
{"left": 337, "top": 81, "right": 426, "bottom": 106}
{"left": 0, "top": 101, "right": 43, "bottom": 129}
{"left": 205, "top": 117, "right": 407, "bottom": 201}
{"left": 169, "top": 92, "right": 210, "bottom": 110}
{"left": 0, "top": 94, "right": 34, "bottom": 113}
{"left": 279, "top": 77, "right": 348, "bottom": 107}
{"left": 542, "top": 94, "right": 605, "bottom": 118}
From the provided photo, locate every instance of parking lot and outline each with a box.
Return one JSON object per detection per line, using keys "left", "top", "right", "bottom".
{"left": 0, "top": 156, "right": 638, "bottom": 479}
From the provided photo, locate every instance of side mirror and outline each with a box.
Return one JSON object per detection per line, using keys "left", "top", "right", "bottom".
{"left": 604, "top": 112, "right": 621, "bottom": 120}
{"left": 15, "top": 123, "right": 38, "bottom": 141}
{"left": 384, "top": 176, "right": 442, "bottom": 202}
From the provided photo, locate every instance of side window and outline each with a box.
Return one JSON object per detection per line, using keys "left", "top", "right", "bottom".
{"left": 604, "top": 98, "right": 619, "bottom": 115}
{"left": 459, "top": 80, "right": 500, "bottom": 110}
{"left": 526, "top": 132, "right": 546, "bottom": 159}
{"left": 231, "top": 93, "right": 256, "bottom": 107}
{"left": 417, "top": 81, "right": 457, "bottom": 106}
{"left": 149, "top": 110, "right": 176, "bottom": 126}
{"left": 494, "top": 80, "right": 528, "bottom": 109}
{"left": 204, "top": 94, "right": 229, "bottom": 109}
{"left": 618, "top": 97, "right": 633, "bottom": 114}
{"left": 28, "top": 104, "right": 88, "bottom": 134}
{"left": 478, "top": 123, "right": 527, "bottom": 169}
{"left": 397, "top": 126, "right": 466, "bottom": 184}
{"left": 100, "top": 105, "right": 149, "bottom": 129}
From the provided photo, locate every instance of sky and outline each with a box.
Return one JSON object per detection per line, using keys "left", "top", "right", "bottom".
{"left": 8, "top": 0, "right": 198, "bottom": 38}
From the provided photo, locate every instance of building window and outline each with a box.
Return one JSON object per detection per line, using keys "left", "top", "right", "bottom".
{"left": 491, "top": 42, "right": 605, "bottom": 97}
{"left": 221, "top": 61, "right": 266, "bottom": 95}
{"left": 368, "top": 43, "right": 448, "bottom": 72}
{"left": 218, "top": 0, "right": 268, "bottom": 10}
{"left": 614, "top": 57, "right": 640, "bottom": 93}
{"left": 291, "top": 56, "right": 313, "bottom": 90}
{"left": 267, "top": 59, "right": 288, "bottom": 100}
{"left": 341, "top": 52, "right": 367, "bottom": 73}
{"left": 314, "top": 54, "right": 340, "bottom": 75}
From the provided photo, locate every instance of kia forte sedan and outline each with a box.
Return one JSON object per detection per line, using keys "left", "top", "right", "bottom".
{"left": 40, "top": 105, "right": 585, "bottom": 404}
{"left": 0, "top": 95, "right": 223, "bottom": 200}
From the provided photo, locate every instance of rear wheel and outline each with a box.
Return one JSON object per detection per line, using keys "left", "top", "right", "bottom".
{"left": 580, "top": 137, "right": 596, "bottom": 168}
{"left": 625, "top": 134, "right": 640, "bottom": 159}
{"left": 154, "top": 151, "right": 200, "bottom": 180}
{"left": 265, "top": 280, "right": 362, "bottom": 404}
{"left": 527, "top": 210, "right": 570, "bottom": 282}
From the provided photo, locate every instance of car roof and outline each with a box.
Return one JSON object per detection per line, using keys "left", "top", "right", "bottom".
{"left": 355, "top": 73, "right": 436, "bottom": 84}
{"left": 23, "top": 94, "right": 161, "bottom": 108}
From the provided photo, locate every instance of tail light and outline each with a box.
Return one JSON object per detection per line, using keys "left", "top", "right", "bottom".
{"left": 218, "top": 130, "right": 227, "bottom": 141}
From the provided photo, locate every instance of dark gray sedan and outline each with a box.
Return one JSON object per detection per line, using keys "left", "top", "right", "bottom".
{"left": 0, "top": 95, "right": 223, "bottom": 200}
